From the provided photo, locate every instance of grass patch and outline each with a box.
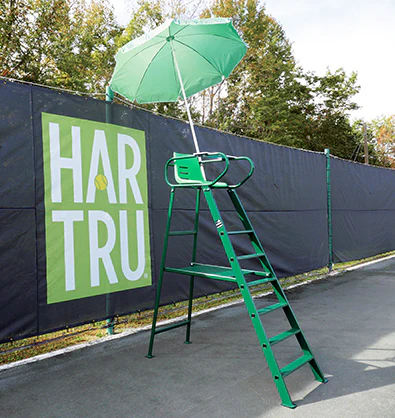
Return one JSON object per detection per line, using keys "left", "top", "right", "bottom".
{"left": 1, "top": 251, "right": 394, "bottom": 366}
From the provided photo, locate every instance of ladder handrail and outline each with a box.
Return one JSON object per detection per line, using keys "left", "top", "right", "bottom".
{"left": 165, "top": 152, "right": 229, "bottom": 187}
{"left": 227, "top": 155, "right": 255, "bottom": 188}
{"left": 164, "top": 152, "right": 254, "bottom": 188}
{"left": 148, "top": 178, "right": 327, "bottom": 408}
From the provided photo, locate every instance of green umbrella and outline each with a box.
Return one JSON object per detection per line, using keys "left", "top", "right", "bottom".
{"left": 110, "top": 18, "right": 247, "bottom": 153}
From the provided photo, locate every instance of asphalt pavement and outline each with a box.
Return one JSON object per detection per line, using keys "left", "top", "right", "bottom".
{"left": 1, "top": 257, "right": 395, "bottom": 418}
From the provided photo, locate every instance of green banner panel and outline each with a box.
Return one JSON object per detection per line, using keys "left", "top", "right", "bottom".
{"left": 42, "top": 113, "right": 151, "bottom": 304}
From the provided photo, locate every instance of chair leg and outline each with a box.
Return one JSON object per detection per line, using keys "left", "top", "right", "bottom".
{"left": 146, "top": 188, "right": 176, "bottom": 358}
{"left": 185, "top": 188, "right": 201, "bottom": 344}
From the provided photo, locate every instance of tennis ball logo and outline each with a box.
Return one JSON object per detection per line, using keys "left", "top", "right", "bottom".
{"left": 94, "top": 174, "right": 108, "bottom": 191}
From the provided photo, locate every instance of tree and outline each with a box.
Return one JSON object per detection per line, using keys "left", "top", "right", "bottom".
{"left": 116, "top": 0, "right": 164, "bottom": 48}
{"left": 1, "top": 0, "right": 376, "bottom": 164}
{"left": 302, "top": 69, "right": 359, "bottom": 156}
{"left": 301, "top": 69, "right": 361, "bottom": 158}
{"left": 200, "top": 0, "right": 308, "bottom": 147}
{"left": 348, "top": 120, "right": 390, "bottom": 167}
{"left": 114, "top": 0, "right": 203, "bottom": 119}
{"left": 0, "top": 0, "right": 122, "bottom": 92}
{"left": 198, "top": 0, "right": 362, "bottom": 159}
{"left": 369, "top": 115, "right": 395, "bottom": 167}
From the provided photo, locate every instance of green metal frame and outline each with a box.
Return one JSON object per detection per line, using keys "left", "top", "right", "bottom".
{"left": 147, "top": 153, "right": 327, "bottom": 408}
{"left": 165, "top": 152, "right": 254, "bottom": 189}
{"left": 105, "top": 85, "right": 115, "bottom": 335}
{"left": 325, "top": 149, "right": 333, "bottom": 271}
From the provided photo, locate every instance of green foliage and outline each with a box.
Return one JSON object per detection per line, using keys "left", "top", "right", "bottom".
{"left": 311, "top": 69, "right": 360, "bottom": 115}
{"left": 0, "top": 0, "right": 122, "bottom": 92}
{"left": 2, "top": 0, "right": 390, "bottom": 166}
{"left": 196, "top": 1, "right": 363, "bottom": 160}
{"left": 200, "top": 0, "right": 302, "bottom": 145}
{"left": 303, "top": 69, "right": 360, "bottom": 157}
{"left": 114, "top": 0, "right": 200, "bottom": 119}
{"left": 116, "top": 0, "right": 196, "bottom": 48}
{"left": 368, "top": 115, "right": 395, "bottom": 167}
{"left": 116, "top": 0, "right": 165, "bottom": 48}
{"left": 349, "top": 120, "right": 388, "bottom": 166}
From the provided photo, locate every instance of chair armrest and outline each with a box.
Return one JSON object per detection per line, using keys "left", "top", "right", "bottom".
{"left": 164, "top": 152, "right": 254, "bottom": 188}
{"left": 164, "top": 152, "right": 230, "bottom": 188}
{"left": 226, "top": 156, "right": 255, "bottom": 188}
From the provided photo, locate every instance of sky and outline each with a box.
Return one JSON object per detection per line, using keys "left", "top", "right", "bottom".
{"left": 110, "top": 0, "right": 395, "bottom": 121}
{"left": 262, "top": 0, "right": 395, "bottom": 121}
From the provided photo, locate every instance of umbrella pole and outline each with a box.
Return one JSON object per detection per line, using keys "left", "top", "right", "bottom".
{"left": 171, "top": 44, "right": 201, "bottom": 154}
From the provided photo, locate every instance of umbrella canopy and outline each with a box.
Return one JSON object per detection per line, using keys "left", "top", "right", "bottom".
{"left": 110, "top": 18, "right": 247, "bottom": 152}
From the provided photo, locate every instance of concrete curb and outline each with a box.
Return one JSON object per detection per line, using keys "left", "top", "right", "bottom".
{"left": 2, "top": 253, "right": 394, "bottom": 372}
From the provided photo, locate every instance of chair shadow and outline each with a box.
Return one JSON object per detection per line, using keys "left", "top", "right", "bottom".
{"left": 297, "top": 350, "right": 395, "bottom": 406}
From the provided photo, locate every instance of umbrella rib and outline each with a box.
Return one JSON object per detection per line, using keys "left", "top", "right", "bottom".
{"left": 173, "top": 39, "right": 223, "bottom": 75}
{"left": 132, "top": 24, "right": 185, "bottom": 102}
{"left": 134, "top": 42, "right": 169, "bottom": 101}
{"left": 114, "top": 38, "right": 166, "bottom": 79}
{"left": 178, "top": 33, "right": 244, "bottom": 44}
{"left": 176, "top": 33, "right": 247, "bottom": 53}
{"left": 169, "top": 24, "right": 180, "bottom": 97}
{"left": 171, "top": 26, "right": 189, "bottom": 37}
{"left": 169, "top": 45, "right": 181, "bottom": 99}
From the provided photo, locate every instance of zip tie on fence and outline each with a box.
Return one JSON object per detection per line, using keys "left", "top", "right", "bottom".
{"left": 0, "top": 270, "right": 331, "bottom": 355}
{"left": 0, "top": 288, "right": 254, "bottom": 354}
{"left": 0, "top": 261, "right": 379, "bottom": 363}
{"left": 0, "top": 75, "right": 106, "bottom": 97}
{"left": 0, "top": 75, "right": 333, "bottom": 157}
{"left": 0, "top": 327, "right": 95, "bottom": 356}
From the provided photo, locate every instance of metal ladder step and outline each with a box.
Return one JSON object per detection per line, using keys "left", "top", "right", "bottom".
{"left": 281, "top": 353, "right": 314, "bottom": 377}
{"left": 149, "top": 184, "right": 327, "bottom": 409}
{"left": 257, "top": 301, "right": 288, "bottom": 315}
{"left": 237, "top": 252, "right": 265, "bottom": 260}
{"left": 228, "top": 229, "right": 254, "bottom": 235}
{"left": 246, "top": 277, "right": 275, "bottom": 287}
{"left": 251, "top": 271, "right": 272, "bottom": 277}
{"left": 168, "top": 230, "right": 197, "bottom": 236}
{"left": 269, "top": 328, "right": 300, "bottom": 346}
{"left": 153, "top": 320, "right": 190, "bottom": 335}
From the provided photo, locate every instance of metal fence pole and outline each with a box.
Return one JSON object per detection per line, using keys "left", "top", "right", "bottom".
{"left": 363, "top": 123, "right": 369, "bottom": 165}
{"left": 325, "top": 149, "right": 333, "bottom": 271}
{"left": 105, "top": 85, "right": 115, "bottom": 335}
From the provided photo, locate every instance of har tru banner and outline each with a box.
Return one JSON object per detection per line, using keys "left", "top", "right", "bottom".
{"left": 42, "top": 113, "right": 151, "bottom": 304}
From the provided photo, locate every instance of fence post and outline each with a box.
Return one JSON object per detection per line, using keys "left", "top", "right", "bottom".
{"left": 105, "top": 85, "right": 115, "bottom": 335}
{"left": 325, "top": 149, "right": 333, "bottom": 271}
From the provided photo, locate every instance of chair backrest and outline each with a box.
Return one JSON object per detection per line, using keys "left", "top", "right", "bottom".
{"left": 173, "top": 152, "right": 205, "bottom": 184}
